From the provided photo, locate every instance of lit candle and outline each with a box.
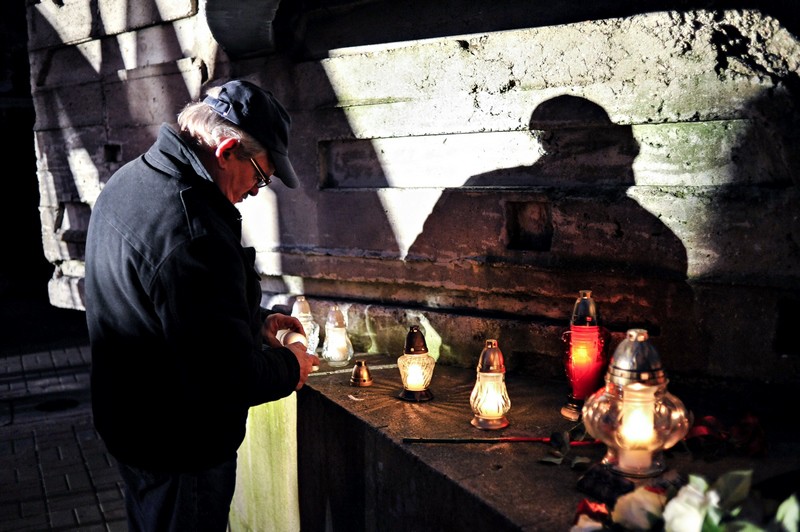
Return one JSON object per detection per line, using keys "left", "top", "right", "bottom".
{"left": 582, "top": 328, "right": 691, "bottom": 478}
{"left": 325, "top": 329, "right": 351, "bottom": 363}
{"left": 322, "top": 305, "right": 353, "bottom": 367}
{"left": 618, "top": 382, "right": 656, "bottom": 472}
{"left": 397, "top": 326, "right": 436, "bottom": 402}
{"left": 471, "top": 374, "right": 508, "bottom": 418}
{"left": 561, "top": 291, "right": 609, "bottom": 422}
{"left": 571, "top": 342, "right": 590, "bottom": 364}
{"left": 470, "top": 339, "right": 511, "bottom": 430}
{"left": 568, "top": 325, "right": 605, "bottom": 399}
{"left": 405, "top": 363, "right": 426, "bottom": 390}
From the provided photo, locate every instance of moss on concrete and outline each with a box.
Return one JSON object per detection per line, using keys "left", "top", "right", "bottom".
{"left": 229, "top": 396, "right": 300, "bottom": 532}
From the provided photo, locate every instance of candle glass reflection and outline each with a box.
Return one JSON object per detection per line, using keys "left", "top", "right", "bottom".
{"left": 470, "top": 339, "right": 510, "bottom": 430}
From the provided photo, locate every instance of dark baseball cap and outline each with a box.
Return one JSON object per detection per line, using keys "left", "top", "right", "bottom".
{"left": 203, "top": 80, "right": 299, "bottom": 188}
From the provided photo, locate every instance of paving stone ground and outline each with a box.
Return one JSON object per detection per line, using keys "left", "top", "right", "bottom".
{"left": 0, "top": 344, "right": 127, "bottom": 532}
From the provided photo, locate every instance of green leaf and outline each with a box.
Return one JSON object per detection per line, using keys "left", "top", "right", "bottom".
{"left": 570, "top": 455, "right": 592, "bottom": 470}
{"left": 700, "top": 512, "right": 723, "bottom": 532}
{"left": 774, "top": 494, "right": 799, "bottom": 532}
{"left": 718, "top": 521, "right": 766, "bottom": 531}
{"left": 712, "top": 470, "right": 752, "bottom": 512}
{"left": 538, "top": 455, "right": 564, "bottom": 465}
{"left": 706, "top": 505, "right": 724, "bottom": 526}
{"left": 689, "top": 474, "right": 710, "bottom": 493}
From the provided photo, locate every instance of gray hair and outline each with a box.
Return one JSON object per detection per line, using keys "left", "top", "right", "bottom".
{"left": 177, "top": 87, "right": 263, "bottom": 158}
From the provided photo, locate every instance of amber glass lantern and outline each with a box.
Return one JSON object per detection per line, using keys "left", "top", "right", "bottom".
{"left": 560, "top": 290, "right": 610, "bottom": 421}
{"left": 582, "top": 329, "right": 691, "bottom": 478}
{"left": 397, "top": 326, "right": 436, "bottom": 402}
{"left": 469, "top": 339, "right": 511, "bottom": 430}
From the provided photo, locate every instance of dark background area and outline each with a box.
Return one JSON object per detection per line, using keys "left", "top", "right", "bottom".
{"left": 0, "top": 3, "right": 89, "bottom": 355}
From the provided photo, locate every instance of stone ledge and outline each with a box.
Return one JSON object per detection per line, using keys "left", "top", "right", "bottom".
{"left": 297, "top": 355, "right": 800, "bottom": 531}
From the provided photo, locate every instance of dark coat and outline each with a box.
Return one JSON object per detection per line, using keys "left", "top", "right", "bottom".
{"left": 85, "top": 124, "right": 299, "bottom": 472}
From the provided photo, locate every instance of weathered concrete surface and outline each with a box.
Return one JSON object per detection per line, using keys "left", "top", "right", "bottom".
{"left": 298, "top": 359, "right": 800, "bottom": 531}
{"left": 26, "top": 0, "right": 197, "bottom": 50}
{"left": 257, "top": 9, "right": 800, "bottom": 385}
{"left": 25, "top": 4, "right": 800, "bottom": 386}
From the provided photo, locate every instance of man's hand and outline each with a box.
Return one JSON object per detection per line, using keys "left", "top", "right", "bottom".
{"left": 286, "top": 342, "right": 320, "bottom": 390}
{"left": 263, "top": 313, "right": 320, "bottom": 389}
{"left": 262, "top": 313, "right": 304, "bottom": 348}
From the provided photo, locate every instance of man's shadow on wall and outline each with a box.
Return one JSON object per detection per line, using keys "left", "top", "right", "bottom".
{"left": 469, "top": 95, "right": 641, "bottom": 188}
{"left": 412, "top": 95, "right": 705, "bottom": 373}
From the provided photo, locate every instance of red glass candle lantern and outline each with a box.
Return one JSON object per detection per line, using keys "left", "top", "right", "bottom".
{"left": 560, "top": 290, "right": 610, "bottom": 421}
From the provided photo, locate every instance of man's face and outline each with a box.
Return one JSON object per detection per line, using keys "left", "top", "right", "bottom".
{"left": 217, "top": 150, "right": 275, "bottom": 204}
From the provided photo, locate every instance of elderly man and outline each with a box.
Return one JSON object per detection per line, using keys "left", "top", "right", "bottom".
{"left": 85, "top": 79, "right": 318, "bottom": 531}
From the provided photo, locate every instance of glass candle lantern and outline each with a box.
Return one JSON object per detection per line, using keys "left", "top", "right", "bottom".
{"left": 321, "top": 305, "right": 353, "bottom": 367}
{"left": 469, "top": 339, "right": 511, "bottom": 430}
{"left": 560, "top": 290, "right": 609, "bottom": 421}
{"left": 291, "top": 295, "right": 320, "bottom": 355}
{"left": 582, "top": 329, "right": 691, "bottom": 478}
{"left": 397, "top": 325, "right": 436, "bottom": 402}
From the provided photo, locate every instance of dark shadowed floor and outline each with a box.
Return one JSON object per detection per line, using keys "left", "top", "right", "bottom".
{"left": 0, "top": 283, "right": 89, "bottom": 357}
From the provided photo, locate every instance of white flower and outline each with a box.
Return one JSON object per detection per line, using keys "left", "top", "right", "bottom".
{"left": 662, "top": 479, "right": 719, "bottom": 532}
{"left": 612, "top": 486, "right": 667, "bottom": 530}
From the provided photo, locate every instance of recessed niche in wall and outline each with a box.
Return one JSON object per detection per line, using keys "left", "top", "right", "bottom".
{"left": 104, "top": 144, "right": 122, "bottom": 163}
{"left": 504, "top": 201, "right": 553, "bottom": 251}
{"left": 318, "top": 139, "right": 386, "bottom": 189}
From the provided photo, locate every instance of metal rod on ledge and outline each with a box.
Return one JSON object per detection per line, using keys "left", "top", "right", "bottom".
{"left": 402, "top": 437, "right": 600, "bottom": 445}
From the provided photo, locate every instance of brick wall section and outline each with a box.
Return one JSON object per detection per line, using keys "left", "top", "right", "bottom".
{"left": 25, "top": 2, "right": 800, "bottom": 384}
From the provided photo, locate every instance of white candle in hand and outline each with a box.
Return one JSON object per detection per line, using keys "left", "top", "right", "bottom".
{"left": 277, "top": 329, "right": 307, "bottom": 347}
{"left": 277, "top": 329, "right": 318, "bottom": 372}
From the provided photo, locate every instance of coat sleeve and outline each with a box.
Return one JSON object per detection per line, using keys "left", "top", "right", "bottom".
{"left": 150, "top": 232, "right": 300, "bottom": 410}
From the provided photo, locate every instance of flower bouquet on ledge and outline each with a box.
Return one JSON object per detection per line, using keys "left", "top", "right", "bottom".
{"left": 571, "top": 469, "right": 799, "bottom": 531}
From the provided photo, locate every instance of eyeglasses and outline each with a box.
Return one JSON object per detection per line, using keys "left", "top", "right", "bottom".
{"left": 250, "top": 158, "right": 272, "bottom": 188}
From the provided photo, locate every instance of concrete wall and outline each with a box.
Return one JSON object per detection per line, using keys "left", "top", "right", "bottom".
{"left": 25, "top": 1, "right": 800, "bottom": 530}
{"left": 26, "top": 2, "right": 800, "bottom": 383}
